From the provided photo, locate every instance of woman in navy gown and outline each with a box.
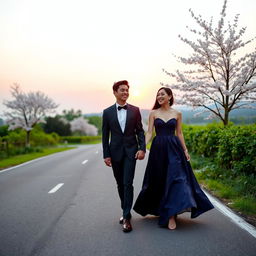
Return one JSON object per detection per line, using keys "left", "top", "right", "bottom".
{"left": 133, "top": 87, "right": 214, "bottom": 230}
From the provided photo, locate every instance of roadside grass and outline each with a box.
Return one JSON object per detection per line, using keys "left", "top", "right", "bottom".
{"left": 191, "top": 153, "right": 256, "bottom": 224}
{"left": 206, "top": 180, "right": 238, "bottom": 199}
{"left": 0, "top": 147, "right": 76, "bottom": 170}
{"left": 233, "top": 197, "right": 256, "bottom": 216}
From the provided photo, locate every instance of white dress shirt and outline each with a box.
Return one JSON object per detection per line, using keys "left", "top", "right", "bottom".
{"left": 116, "top": 103, "right": 127, "bottom": 133}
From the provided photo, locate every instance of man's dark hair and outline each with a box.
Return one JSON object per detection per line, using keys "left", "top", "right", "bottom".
{"left": 113, "top": 80, "right": 130, "bottom": 92}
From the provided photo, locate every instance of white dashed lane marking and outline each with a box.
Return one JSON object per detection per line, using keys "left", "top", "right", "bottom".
{"left": 48, "top": 183, "right": 64, "bottom": 194}
{"left": 82, "top": 160, "right": 88, "bottom": 165}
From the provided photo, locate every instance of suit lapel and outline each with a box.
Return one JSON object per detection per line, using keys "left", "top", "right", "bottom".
{"left": 111, "top": 104, "right": 123, "bottom": 133}
{"left": 124, "top": 104, "right": 131, "bottom": 134}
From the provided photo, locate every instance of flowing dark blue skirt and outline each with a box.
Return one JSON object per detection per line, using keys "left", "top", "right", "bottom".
{"left": 133, "top": 134, "right": 214, "bottom": 226}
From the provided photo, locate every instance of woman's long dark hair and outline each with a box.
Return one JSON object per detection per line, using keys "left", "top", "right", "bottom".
{"left": 152, "top": 87, "right": 174, "bottom": 110}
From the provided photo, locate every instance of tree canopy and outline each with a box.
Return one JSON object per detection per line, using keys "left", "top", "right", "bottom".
{"left": 3, "top": 84, "right": 58, "bottom": 146}
{"left": 164, "top": 0, "right": 256, "bottom": 125}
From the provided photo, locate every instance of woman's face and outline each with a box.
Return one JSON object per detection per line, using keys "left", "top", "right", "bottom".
{"left": 156, "top": 89, "right": 171, "bottom": 105}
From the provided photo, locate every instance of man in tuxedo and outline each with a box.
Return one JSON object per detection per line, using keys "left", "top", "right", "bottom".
{"left": 102, "top": 80, "right": 146, "bottom": 232}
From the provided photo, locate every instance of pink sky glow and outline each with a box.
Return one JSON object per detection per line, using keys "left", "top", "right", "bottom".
{"left": 0, "top": 0, "right": 255, "bottom": 116}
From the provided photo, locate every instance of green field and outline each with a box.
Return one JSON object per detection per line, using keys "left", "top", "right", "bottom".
{"left": 0, "top": 147, "right": 75, "bottom": 170}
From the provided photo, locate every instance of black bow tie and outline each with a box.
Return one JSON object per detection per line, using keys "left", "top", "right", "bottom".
{"left": 118, "top": 105, "right": 127, "bottom": 110}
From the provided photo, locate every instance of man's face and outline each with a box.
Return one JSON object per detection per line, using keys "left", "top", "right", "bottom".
{"left": 114, "top": 84, "right": 129, "bottom": 102}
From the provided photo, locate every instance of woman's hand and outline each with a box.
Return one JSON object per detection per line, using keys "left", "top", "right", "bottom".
{"left": 184, "top": 150, "right": 190, "bottom": 161}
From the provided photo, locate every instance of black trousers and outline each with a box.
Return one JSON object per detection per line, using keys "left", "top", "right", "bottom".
{"left": 111, "top": 155, "right": 136, "bottom": 220}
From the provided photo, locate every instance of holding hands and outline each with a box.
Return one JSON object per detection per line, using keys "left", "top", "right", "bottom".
{"left": 104, "top": 157, "right": 112, "bottom": 167}
{"left": 104, "top": 150, "right": 145, "bottom": 168}
{"left": 135, "top": 150, "right": 145, "bottom": 160}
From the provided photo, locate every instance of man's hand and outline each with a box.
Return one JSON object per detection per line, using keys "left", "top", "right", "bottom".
{"left": 104, "top": 157, "right": 112, "bottom": 167}
{"left": 135, "top": 150, "right": 145, "bottom": 160}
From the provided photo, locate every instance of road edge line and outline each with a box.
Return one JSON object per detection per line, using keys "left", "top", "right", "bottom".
{"left": 0, "top": 149, "right": 76, "bottom": 174}
{"left": 203, "top": 189, "right": 256, "bottom": 238}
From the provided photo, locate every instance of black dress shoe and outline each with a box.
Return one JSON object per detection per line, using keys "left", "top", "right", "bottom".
{"left": 122, "top": 219, "right": 132, "bottom": 232}
{"left": 119, "top": 216, "right": 124, "bottom": 224}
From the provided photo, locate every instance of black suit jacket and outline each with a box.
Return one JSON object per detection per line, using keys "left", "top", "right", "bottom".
{"left": 102, "top": 103, "right": 146, "bottom": 161}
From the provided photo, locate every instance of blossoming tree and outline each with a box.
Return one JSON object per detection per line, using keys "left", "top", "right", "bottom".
{"left": 164, "top": 0, "right": 256, "bottom": 125}
{"left": 3, "top": 84, "right": 58, "bottom": 146}
{"left": 70, "top": 117, "right": 98, "bottom": 136}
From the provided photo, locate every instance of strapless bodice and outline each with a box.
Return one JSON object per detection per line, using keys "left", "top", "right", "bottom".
{"left": 154, "top": 118, "right": 176, "bottom": 136}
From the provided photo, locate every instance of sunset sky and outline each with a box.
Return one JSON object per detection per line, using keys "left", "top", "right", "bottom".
{"left": 0, "top": 0, "right": 255, "bottom": 116}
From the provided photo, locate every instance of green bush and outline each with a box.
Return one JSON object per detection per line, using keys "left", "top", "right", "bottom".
{"left": 30, "top": 129, "right": 59, "bottom": 146}
{"left": 217, "top": 125, "right": 256, "bottom": 175}
{"left": 183, "top": 123, "right": 222, "bottom": 157}
{"left": 0, "top": 126, "right": 60, "bottom": 158}
{"left": 183, "top": 123, "right": 256, "bottom": 175}
{"left": 0, "top": 125, "right": 9, "bottom": 137}
{"left": 2, "top": 129, "right": 26, "bottom": 149}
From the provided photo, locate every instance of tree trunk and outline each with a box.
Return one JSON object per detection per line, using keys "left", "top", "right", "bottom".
{"left": 26, "top": 130, "right": 31, "bottom": 147}
{"left": 223, "top": 108, "right": 229, "bottom": 126}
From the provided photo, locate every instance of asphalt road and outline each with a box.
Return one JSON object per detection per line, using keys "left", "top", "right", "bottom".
{"left": 0, "top": 145, "right": 255, "bottom": 256}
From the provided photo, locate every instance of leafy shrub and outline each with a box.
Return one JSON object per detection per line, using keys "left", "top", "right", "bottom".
{"left": 0, "top": 125, "right": 9, "bottom": 137}
{"left": 30, "top": 129, "right": 59, "bottom": 146}
{"left": 0, "top": 126, "right": 59, "bottom": 158}
{"left": 216, "top": 125, "right": 256, "bottom": 174}
{"left": 183, "top": 123, "right": 222, "bottom": 157}
{"left": 183, "top": 123, "right": 256, "bottom": 175}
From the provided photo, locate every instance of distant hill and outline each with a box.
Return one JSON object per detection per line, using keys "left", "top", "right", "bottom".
{"left": 84, "top": 104, "right": 256, "bottom": 125}
{"left": 84, "top": 113, "right": 102, "bottom": 117}
{"left": 2, "top": 104, "right": 253, "bottom": 127}
{"left": 180, "top": 104, "right": 256, "bottom": 124}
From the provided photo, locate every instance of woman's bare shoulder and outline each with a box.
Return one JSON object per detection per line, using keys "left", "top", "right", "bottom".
{"left": 170, "top": 108, "right": 182, "bottom": 119}
{"left": 171, "top": 108, "right": 181, "bottom": 115}
{"left": 149, "top": 109, "right": 157, "bottom": 117}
